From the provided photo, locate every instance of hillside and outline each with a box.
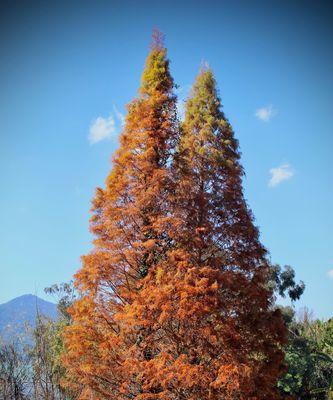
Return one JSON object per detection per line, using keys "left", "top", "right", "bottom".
{"left": 0, "top": 294, "right": 57, "bottom": 344}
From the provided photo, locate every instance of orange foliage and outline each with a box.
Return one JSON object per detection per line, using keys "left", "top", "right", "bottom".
{"left": 63, "top": 33, "right": 286, "bottom": 399}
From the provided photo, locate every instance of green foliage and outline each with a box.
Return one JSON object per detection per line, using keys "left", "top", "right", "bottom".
{"left": 141, "top": 30, "right": 172, "bottom": 95}
{"left": 269, "top": 264, "right": 305, "bottom": 301}
{"left": 0, "top": 282, "right": 77, "bottom": 399}
{"left": 278, "top": 348, "right": 308, "bottom": 394}
{"left": 44, "top": 281, "right": 76, "bottom": 322}
{"left": 278, "top": 313, "right": 333, "bottom": 399}
{"left": 28, "top": 282, "right": 77, "bottom": 399}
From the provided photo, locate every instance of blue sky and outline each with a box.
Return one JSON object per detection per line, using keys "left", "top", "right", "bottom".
{"left": 0, "top": 0, "right": 332, "bottom": 318}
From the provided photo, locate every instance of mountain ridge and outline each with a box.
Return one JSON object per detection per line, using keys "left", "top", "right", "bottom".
{"left": 0, "top": 294, "right": 58, "bottom": 344}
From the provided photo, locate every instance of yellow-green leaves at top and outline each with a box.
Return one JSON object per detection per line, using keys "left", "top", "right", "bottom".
{"left": 180, "top": 67, "right": 239, "bottom": 172}
{"left": 140, "top": 36, "right": 174, "bottom": 96}
{"left": 64, "top": 32, "right": 179, "bottom": 399}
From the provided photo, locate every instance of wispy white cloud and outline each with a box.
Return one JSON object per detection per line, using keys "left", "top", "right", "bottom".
{"left": 268, "top": 163, "right": 294, "bottom": 187}
{"left": 255, "top": 104, "right": 277, "bottom": 122}
{"left": 328, "top": 269, "right": 333, "bottom": 279}
{"left": 88, "top": 114, "right": 116, "bottom": 144}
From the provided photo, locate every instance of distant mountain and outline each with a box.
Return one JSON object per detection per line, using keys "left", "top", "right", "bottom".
{"left": 0, "top": 294, "right": 57, "bottom": 344}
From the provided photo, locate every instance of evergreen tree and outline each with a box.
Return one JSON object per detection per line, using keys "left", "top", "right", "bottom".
{"left": 63, "top": 31, "right": 178, "bottom": 398}
{"left": 120, "top": 68, "right": 287, "bottom": 399}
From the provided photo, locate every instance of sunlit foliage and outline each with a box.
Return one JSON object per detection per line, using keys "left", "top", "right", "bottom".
{"left": 64, "top": 33, "right": 287, "bottom": 399}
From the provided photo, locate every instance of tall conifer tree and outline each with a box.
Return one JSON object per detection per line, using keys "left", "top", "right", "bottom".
{"left": 64, "top": 37, "right": 287, "bottom": 398}
{"left": 121, "top": 68, "right": 287, "bottom": 399}
{"left": 63, "top": 31, "right": 178, "bottom": 398}
{"left": 174, "top": 68, "right": 287, "bottom": 398}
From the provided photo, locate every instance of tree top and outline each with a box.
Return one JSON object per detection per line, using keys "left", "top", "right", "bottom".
{"left": 150, "top": 28, "right": 165, "bottom": 50}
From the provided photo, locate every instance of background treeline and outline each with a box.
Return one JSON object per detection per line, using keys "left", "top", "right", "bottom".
{"left": 1, "top": 270, "right": 332, "bottom": 399}
{"left": 0, "top": 283, "right": 76, "bottom": 400}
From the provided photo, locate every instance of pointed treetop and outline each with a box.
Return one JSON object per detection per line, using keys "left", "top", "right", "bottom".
{"left": 150, "top": 28, "right": 165, "bottom": 50}
{"left": 190, "top": 65, "right": 217, "bottom": 103}
{"left": 199, "top": 59, "right": 210, "bottom": 73}
{"left": 141, "top": 29, "right": 173, "bottom": 95}
{"left": 195, "top": 65, "right": 215, "bottom": 90}
{"left": 185, "top": 66, "right": 220, "bottom": 122}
